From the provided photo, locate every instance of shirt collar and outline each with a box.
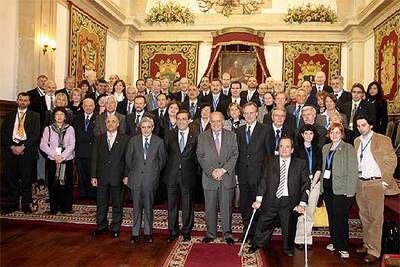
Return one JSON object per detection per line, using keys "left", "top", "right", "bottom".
{"left": 85, "top": 112, "right": 93, "bottom": 119}
{"left": 246, "top": 121, "right": 257, "bottom": 131}
{"left": 107, "top": 131, "right": 117, "bottom": 138}
{"left": 361, "top": 130, "right": 374, "bottom": 142}
{"left": 18, "top": 108, "right": 28, "bottom": 113}
{"left": 136, "top": 110, "right": 144, "bottom": 116}
{"left": 143, "top": 134, "right": 152, "bottom": 142}
{"left": 179, "top": 127, "right": 189, "bottom": 135}
{"left": 273, "top": 124, "right": 283, "bottom": 132}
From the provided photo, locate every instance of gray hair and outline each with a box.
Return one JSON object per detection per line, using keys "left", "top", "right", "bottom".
{"left": 140, "top": 116, "right": 154, "bottom": 127}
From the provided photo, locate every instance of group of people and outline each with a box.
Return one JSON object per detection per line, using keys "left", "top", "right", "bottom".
{"left": 1, "top": 70, "right": 398, "bottom": 264}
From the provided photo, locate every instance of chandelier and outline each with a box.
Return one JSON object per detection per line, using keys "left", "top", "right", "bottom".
{"left": 198, "top": 0, "right": 264, "bottom": 17}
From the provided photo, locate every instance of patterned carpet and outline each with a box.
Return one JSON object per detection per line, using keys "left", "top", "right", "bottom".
{"left": 0, "top": 188, "right": 363, "bottom": 239}
{"left": 161, "top": 236, "right": 265, "bottom": 267}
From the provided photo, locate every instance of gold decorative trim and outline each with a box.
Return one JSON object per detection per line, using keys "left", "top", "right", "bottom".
{"left": 212, "top": 27, "right": 265, "bottom": 38}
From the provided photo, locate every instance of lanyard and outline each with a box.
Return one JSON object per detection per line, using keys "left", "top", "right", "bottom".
{"left": 360, "top": 138, "right": 372, "bottom": 162}
{"left": 326, "top": 150, "right": 335, "bottom": 169}
{"left": 304, "top": 146, "right": 313, "bottom": 173}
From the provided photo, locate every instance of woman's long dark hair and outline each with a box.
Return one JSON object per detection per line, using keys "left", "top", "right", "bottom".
{"left": 366, "top": 81, "right": 385, "bottom": 104}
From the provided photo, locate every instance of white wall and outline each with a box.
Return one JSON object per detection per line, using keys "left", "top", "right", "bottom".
{"left": 55, "top": 2, "right": 69, "bottom": 88}
{"left": 364, "top": 34, "right": 375, "bottom": 85}
{"left": 264, "top": 44, "right": 283, "bottom": 80}
{"left": 0, "top": 0, "right": 18, "bottom": 100}
{"left": 341, "top": 46, "right": 349, "bottom": 90}
{"left": 105, "top": 33, "right": 119, "bottom": 79}
{"left": 133, "top": 43, "right": 139, "bottom": 81}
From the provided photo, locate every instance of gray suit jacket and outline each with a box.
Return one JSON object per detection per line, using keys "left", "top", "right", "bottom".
{"left": 93, "top": 112, "right": 126, "bottom": 136}
{"left": 196, "top": 129, "right": 239, "bottom": 190}
{"left": 145, "top": 93, "right": 157, "bottom": 111}
{"left": 125, "top": 134, "right": 167, "bottom": 191}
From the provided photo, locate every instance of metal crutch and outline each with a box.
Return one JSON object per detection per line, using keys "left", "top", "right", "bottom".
{"left": 304, "top": 189, "right": 310, "bottom": 267}
{"left": 238, "top": 208, "right": 257, "bottom": 256}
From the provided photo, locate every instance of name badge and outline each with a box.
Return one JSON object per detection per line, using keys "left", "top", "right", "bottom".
{"left": 323, "top": 170, "right": 331, "bottom": 179}
{"left": 56, "top": 147, "right": 62, "bottom": 156}
{"left": 274, "top": 151, "right": 279, "bottom": 156}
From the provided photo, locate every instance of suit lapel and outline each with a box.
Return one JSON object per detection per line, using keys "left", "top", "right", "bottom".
{"left": 287, "top": 158, "right": 295, "bottom": 195}
{"left": 207, "top": 130, "right": 220, "bottom": 157}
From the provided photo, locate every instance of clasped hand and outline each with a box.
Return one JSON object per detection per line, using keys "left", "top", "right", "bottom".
{"left": 212, "top": 168, "right": 225, "bottom": 181}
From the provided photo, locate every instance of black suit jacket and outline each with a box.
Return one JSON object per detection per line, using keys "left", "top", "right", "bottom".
{"left": 307, "top": 85, "right": 333, "bottom": 107}
{"left": 236, "top": 123, "right": 271, "bottom": 185}
{"left": 162, "top": 128, "right": 198, "bottom": 188}
{"left": 71, "top": 112, "right": 96, "bottom": 158}
{"left": 1, "top": 110, "right": 40, "bottom": 159}
{"left": 336, "top": 91, "right": 352, "bottom": 110}
{"left": 293, "top": 144, "right": 322, "bottom": 174}
{"left": 181, "top": 99, "right": 202, "bottom": 120}
{"left": 240, "top": 90, "right": 261, "bottom": 107}
{"left": 27, "top": 88, "right": 46, "bottom": 114}
{"left": 263, "top": 112, "right": 296, "bottom": 137}
{"left": 116, "top": 99, "right": 135, "bottom": 116}
{"left": 201, "top": 93, "right": 230, "bottom": 119}
{"left": 190, "top": 118, "right": 210, "bottom": 136}
{"left": 265, "top": 124, "right": 295, "bottom": 153}
{"left": 340, "top": 99, "right": 376, "bottom": 136}
{"left": 126, "top": 111, "right": 159, "bottom": 137}
{"left": 150, "top": 108, "right": 167, "bottom": 138}
{"left": 171, "top": 91, "right": 189, "bottom": 103}
{"left": 91, "top": 133, "right": 129, "bottom": 186}
{"left": 257, "top": 156, "right": 310, "bottom": 209}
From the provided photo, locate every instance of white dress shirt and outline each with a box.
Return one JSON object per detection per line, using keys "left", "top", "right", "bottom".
{"left": 45, "top": 94, "right": 54, "bottom": 110}
{"left": 231, "top": 97, "right": 241, "bottom": 104}
{"left": 178, "top": 127, "right": 190, "bottom": 147}
{"left": 357, "top": 131, "right": 382, "bottom": 179}
{"left": 316, "top": 84, "right": 324, "bottom": 92}
{"left": 107, "top": 131, "right": 117, "bottom": 149}
{"left": 246, "top": 121, "right": 257, "bottom": 136}
{"left": 247, "top": 89, "right": 256, "bottom": 101}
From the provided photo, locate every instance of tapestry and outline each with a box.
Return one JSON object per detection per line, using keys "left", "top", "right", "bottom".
{"left": 139, "top": 42, "right": 199, "bottom": 85}
{"left": 374, "top": 10, "right": 400, "bottom": 114}
{"left": 69, "top": 4, "right": 107, "bottom": 86}
{"left": 282, "top": 42, "right": 341, "bottom": 89}
{"left": 160, "top": 236, "right": 265, "bottom": 267}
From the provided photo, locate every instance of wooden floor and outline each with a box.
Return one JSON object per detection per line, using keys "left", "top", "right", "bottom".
{"left": 1, "top": 220, "right": 379, "bottom": 267}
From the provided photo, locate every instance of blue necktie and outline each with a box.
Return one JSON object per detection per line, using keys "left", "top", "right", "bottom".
{"left": 245, "top": 126, "right": 251, "bottom": 145}
{"left": 190, "top": 102, "right": 195, "bottom": 118}
{"left": 275, "top": 129, "right": 281, "bottom": 150}
{"left": 84, "top": 116, "right": 90, "bottom": 132}
{"left": 295, "top": 105, "right": 301, "bottom": 127}
{"left": 144, "top": 137, "right": 149, "bottom": 159}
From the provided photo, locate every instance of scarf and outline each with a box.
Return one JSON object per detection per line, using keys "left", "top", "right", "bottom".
{"left": 51, "top": 123, "right": 70, "bottom": 186}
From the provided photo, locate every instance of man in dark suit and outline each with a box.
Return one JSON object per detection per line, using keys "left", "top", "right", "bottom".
{"left": 1, "top": 92, "right": 40, "bottom": 214}
{"left": 241, "top": 77, "right": 261, "bottom": 106}
{"left": 221, "top": 72, "right": 231, "bottom": 96}
{"left": 163, "top": 110, "right": 198, "bottom": 242}
{"left": 27, "top": 74, "right": 48, "bottom": 114}
{"left": 201, "top": 79, "right": 230, "bottom": 119}
{"left": 125, "top": 117, "right": 167, "bottom": 244}
{"left": 116, "top": 86, "right": 138, "bottom": 115}
{"left": 340, "top": 83, "right": 376, "bottom": 137}
{"left": 87, "top": 78, "right": 107, "bottom": 103}
{"left": 331, "top": 75, "right": 351, "bottom": 110}
{"left": 308, "top": 71, "right": 333, "bottom": 106}
{"left": 196, "top": 112, "right": 239, "bottom": 245}
{"left": 126, "top": 95, "right": 159, "bottom": 137}
{"left": 248, "top": 137, "right": 310, "bottom": 256}
{"left": 171, "top": 77, "right": 190, "bottom": 103}
{"left": 91, "top": 115, "right": 129, "bottom": 237}
{"left": 228, "top": 81, "right": 246, "bottom": 107}
{"left": 72, "top": 98, "right": 97, "bottom": 200}
{"left": 93, "top": 95, "right": 126, "bottom": 136}
{"left": 55, "top": 75, "right": 75, "bottom": 99}
{"left": 286, "top": 88, "right": 307, "bottom": 129}
{"left": 263, "top": 92, "right": 296, "bottom": 131}
{"left": 149, "top": 93, "right": 168, "bottom": 138}
{"left": 236, "top": 102, "right": 270, "bottom": 242}
{"left": 198, "top": 76, "right": 211, "bottom": 100}
{"left": 266, "top": 107, "right": 296, "bottom": 155}
{"left": 181, "top": 85, "right": 202, "bottom": 120}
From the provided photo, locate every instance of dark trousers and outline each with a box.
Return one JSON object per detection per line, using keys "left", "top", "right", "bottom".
{"left": 253, "top": 197, "right": 298, "bottom": 252}
{"left": 76, "top": 158, "right": 96, "bottom": 199}
{"left": 239, "top": 182, "right": 259, "bottom": 239}
{"left": 167, "top": 182, "right": 194, "bottom": 236}
{"left": 96, "top": 184, "right": 124, "bottom": 232}
{"left": 47, "top": 160, "right": 73, "bottom": 213}
{"left": 5, "top": 154, "right": 34, "bottom": 208}
{"left": 323, "top": 178, "right": 353, "bottom": 251}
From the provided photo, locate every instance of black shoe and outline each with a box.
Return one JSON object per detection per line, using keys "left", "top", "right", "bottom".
{"left": 92, "top": 228, "right": 108, "bottom": 236}
{"left": 284, "top": 250, "right": 294, "bottom": 257}
{"left": 22, "top": 207, "right": 32, "bottom": 214}
{"left": 295, "top": 244, "right": 304, "bottom": 250}
{"left": 225, "top": 237, "right": 235, "bottom": 245}
{"left": 202, "top": 236, "right": 215, "bottom": 243}
{"left": 247, "top": 245, "right": 259, "bottom": 254}
{"left": 144, "top": 235, "right": 153, "bottom": 243}
{"left": 183, "top": 234, "right": 191, "bottom": 242}
{"left": 167, "top": 234, "right": 178, "bottom": 243}
{"left": 111, "top": 231, "right": 120, "bottom": 238}
{"left": 130, "top": 236, "right": 140, "bottom": 244}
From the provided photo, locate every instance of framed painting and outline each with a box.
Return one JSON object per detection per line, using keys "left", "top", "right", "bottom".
{"left": 219, "top": 52, "right": 257, "bottom": 84}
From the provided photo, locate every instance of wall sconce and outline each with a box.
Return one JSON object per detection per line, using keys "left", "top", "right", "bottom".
{"left": 41, "top": 36, "right": 56, "bottom": 55}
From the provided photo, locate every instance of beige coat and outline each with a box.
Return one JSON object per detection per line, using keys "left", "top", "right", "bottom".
{"left": 354, "top": 132, "right": 400, "bottom": 195}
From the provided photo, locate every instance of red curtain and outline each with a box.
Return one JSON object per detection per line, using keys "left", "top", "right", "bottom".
{"left": 203, "top": 31, "right": 270, "bottom": 83}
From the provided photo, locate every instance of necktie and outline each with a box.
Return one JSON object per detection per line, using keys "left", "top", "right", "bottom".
{"left": 245, "top": 126, "right": 251, "bottom": 145}
{"left": 17, "top": 112, "right": 26, "bottom": 137}
{"left": 182, "top": 92, "right": 186, "bottom": 103}
{"left": 334, "top": 93, "right": 338, "bottom": 99}
{"left": 190, "top": 102, "right": 195, "bottom": 118}
{"left": 213, "top": 96, "right": 219, "bottom": 111}
{"left": 349, "top": 103, "right": 358, "bottom": 129}
{"left": 84, "top": 115, "right": 90, "bottom": 132}
{"left": 144, "top": 137, "right": 150, "bottom": 159}
{"left": 275, "top": 129, "right": 281, "bottom": 149}
{"left": 276, "top": 159, "right": 287, "bottom": 198}
{"left": 135, "top": 114, "right": 141, "bottom": 125}
{"left": 215, "top": 132, "right": 221, "bottom": 155}
{"left": 153, "top": 95, "right": 158, "bottom": 109}
{"left": 159, "top": 109, "right": 164, "bottom": 119}
{"left": 127, "top": 102, "right": 132, "bottom": 114}
{"left": 107, "top": 134, "right": 113, "bottom": 150}
{"left": 179, "top": 132, "right": 185, "bottom": 153}
{"left": 295, "top": 105, "right": 302, "bottom": 127}
{"left": 50, "top": 95, "right": 54, "bottom": 111}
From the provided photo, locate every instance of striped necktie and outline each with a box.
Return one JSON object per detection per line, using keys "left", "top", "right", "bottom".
{"left": 276, "top": 159, "right": 287, "bottom": 199}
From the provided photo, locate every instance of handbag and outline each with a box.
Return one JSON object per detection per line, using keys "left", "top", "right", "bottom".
{"left": 313, "top": 201, "right": 329, "bottom": 227}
